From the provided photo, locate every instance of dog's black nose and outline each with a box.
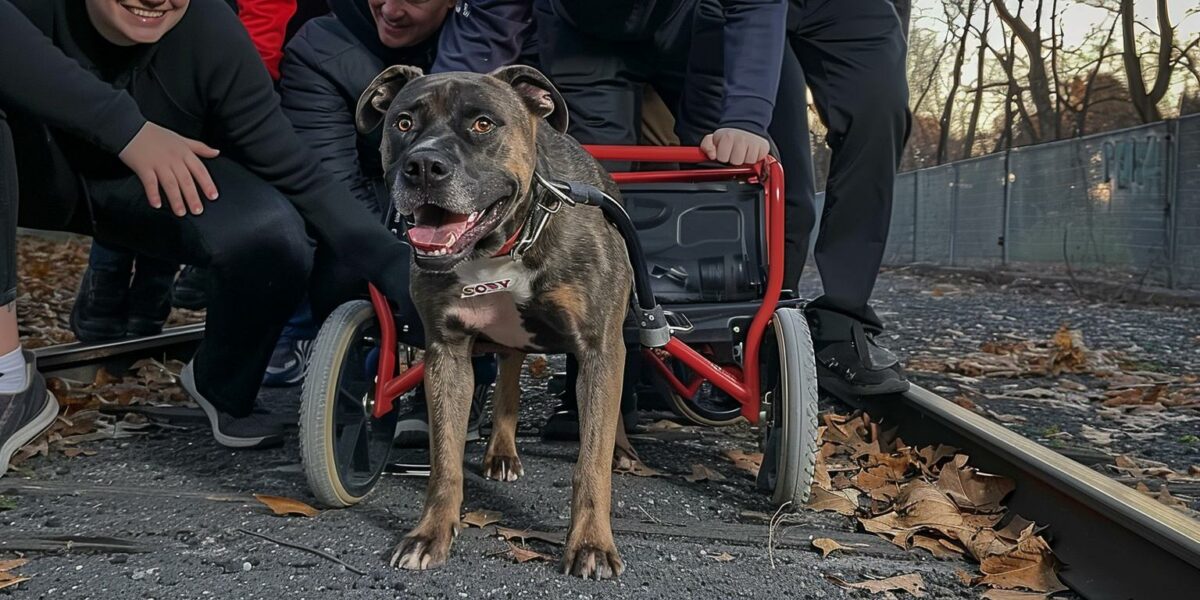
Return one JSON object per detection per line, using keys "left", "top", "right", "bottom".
{"left": 403, "top": 152, "right": 453, "bottom": 188}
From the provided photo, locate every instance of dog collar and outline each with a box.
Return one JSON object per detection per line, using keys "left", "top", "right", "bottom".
{"left": 492, "top": 172, "right": 576, "bottom": 261}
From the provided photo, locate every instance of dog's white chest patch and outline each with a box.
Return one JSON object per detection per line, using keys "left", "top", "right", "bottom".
{"left": 447, "top": 258, "right": 541, "bottom": 350}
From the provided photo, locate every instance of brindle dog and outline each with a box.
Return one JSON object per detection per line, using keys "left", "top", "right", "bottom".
{"left": 355, "top": 65, "right": 633, "bottom": 579}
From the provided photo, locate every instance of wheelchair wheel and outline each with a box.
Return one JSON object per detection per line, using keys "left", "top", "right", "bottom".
{"left": 757, "top": 307, "right": 820, "bottom": 507}
{"left": 300, "top": 300, "right": 400, "bottom": 508}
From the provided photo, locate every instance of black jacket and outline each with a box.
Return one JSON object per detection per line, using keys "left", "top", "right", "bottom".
{"left": 279, "top": 0, "right": 536, "bottom": 214}
{"left": 1, "top": 0, "right": 411, "bottom": 301}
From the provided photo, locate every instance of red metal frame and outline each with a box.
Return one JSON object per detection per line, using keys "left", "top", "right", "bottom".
{"left": 367, "top": 145, "right": 785, "bottom": 424}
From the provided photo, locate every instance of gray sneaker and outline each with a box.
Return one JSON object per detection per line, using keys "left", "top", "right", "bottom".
{"left": 180, "top": 362, "right": 284, "bottom": 449}
{"left": 1, "top": 351, "right": 59, "bottom": 477}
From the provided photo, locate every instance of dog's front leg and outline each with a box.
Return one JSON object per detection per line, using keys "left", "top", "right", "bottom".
{"left": 391, "top": 339, "right": 474, "bottom": 570}
{"left": 563, "top": 335, "right": 626, "bottom": 579}
{"left": 483, "top": 351, "right": 525, "bottom": 482}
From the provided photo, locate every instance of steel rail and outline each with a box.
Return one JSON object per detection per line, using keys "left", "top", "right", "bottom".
{"left": 32, "top": 324, "right": 205, "bottom": 380}
{"left": 858, "top": 384, "right": 1200, "bottom": 600}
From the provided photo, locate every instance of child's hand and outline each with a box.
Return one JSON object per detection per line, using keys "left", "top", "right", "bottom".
{"left": 700, "top": 128, "right": 770, "bottom": 166}
{"left": 119, "top": 122, "right": 220, "bottom": 217}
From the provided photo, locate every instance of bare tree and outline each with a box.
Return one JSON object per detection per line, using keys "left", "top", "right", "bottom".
{"left": 991, "top": 0, "right": 1058, "bottom": 140}
{"left": 962, "top": 1, "right": 991, "bottom": 158}
{"left": 937, "top": 0, "right": 978, "bottom": 164}
{"left": 1120, "top": 0, "right": 1174, "bottom": 123}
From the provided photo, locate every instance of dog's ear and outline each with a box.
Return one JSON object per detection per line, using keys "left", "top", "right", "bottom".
{"left": 488, "top": 65, "right": 569, "bottom": 133}
{"left": 355, "top": 65, "right": 425, "bottom": 134}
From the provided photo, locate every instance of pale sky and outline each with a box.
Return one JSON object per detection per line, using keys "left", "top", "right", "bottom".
{"left": 913, "top": 0, "right": 1200, "bottom": 45}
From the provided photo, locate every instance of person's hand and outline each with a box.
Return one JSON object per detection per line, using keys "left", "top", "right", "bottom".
{"left": 700, "top": 128, "right": 771, "bottom": 166}
{"left": 118, "top": 122, "right": 220, "bottom": 217}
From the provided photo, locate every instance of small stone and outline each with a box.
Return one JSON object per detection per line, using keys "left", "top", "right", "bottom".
{"left": 241, "top": 562, "right": 252, "bottom": 572}
{"left": 44, "top": 518, "right": 62, "bottom": 528}
{"left": 110, "top": 555, "right": 128, "bottom": 565}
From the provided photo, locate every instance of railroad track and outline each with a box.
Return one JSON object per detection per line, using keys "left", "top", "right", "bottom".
{"left": 27, "top": 328, "right": 1200, "bottom": 598}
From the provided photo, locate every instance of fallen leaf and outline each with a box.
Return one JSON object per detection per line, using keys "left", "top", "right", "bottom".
{"left": 935, "top": 455, "right": 1015, "bottom": 513}
{"left": 721, "top": 448, "right": 763, "bottom": 477}
{"left": 708, "top": 552, "right": 736, "bottom": 562}
{"left": 1079, "top": 424, "right": 1114, "bottom": 447}
{"left": 614, "top": 458, "right": 662, "bottom": 478}
{"left": 0, "top": 559, "right": 29, "bottom": 572}
{"left": 828, "top": 573, "right": 926, "bottom": 597}
{"left": 982, "top": 591, "right": 1049, "bottom": 600}
{"left": 1190, "top": 465, "right": 1200, "bottom": 476}
{"left": 462, "top": 510, "right": 502, "bottom": 528}
{"left": 912, "top": 535, "right": 961, "bottom": 559}
{"left": 805, "top": 486, "right": 860, "bottom": 516}
{"left": 685, "top": 464, "right": 726, "bottom": 483}
{"left": 977, "top": 535, "right": 1067, "bottom": 593}
{"left": 0, "top": 572, "right": 31, "bottom": 591}
{"left": 645, "top": 419, "right": 684, "bottom": 432}
{"left": 507, "top": 542, "right": 553, "bottom": 563}
{"left": 1153, "top": 485, "right": 1189, "bottom": 510}
{"left": 811, "top": 538, "right": 845, "bottom": 558}
{"left": 495, "top": 526, "right": 566, "bottom": 546}
{"left": 955, "top": 570, "right": 976, "bottom": 586}
{"left": 254, "top": 494, "right": 320, "bottom": 518}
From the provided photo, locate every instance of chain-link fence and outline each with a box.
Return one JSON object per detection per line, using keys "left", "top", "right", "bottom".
{"left": 884, "top": 114, "right": 1199, "bottom": 290}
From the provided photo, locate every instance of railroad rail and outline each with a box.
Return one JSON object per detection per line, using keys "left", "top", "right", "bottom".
{"left": 27, "top": 328, "right": 1200, "bottom": 598}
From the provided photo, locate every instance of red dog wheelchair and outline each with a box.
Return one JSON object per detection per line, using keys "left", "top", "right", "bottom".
{"left": 298, "top": 146, "right": 819, "bottom": 510}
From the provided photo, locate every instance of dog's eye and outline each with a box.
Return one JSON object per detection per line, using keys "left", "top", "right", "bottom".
{"left": 396, "top": 115, "right": 414, "bottom": 132}
{"left": 471, "top": 117, "right": 496, "bottom": 134}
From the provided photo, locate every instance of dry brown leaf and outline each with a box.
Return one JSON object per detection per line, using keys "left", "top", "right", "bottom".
{"left": 685, "top": 464, "right": 726, "bottom": 483}
{"left": 507, "top": 542, "right": 553, "bottom": 563}
{"left": 811, "top": 538, "right": 846, "bottom": 558}
{"left": 721, "top": 448, "right": 763, "bottom": 478}
{"left": 805, "top": 486, "right": 860, "bottom": 516}
{"left": 645, "top": 419, "right": 684, "bottom": 432}
{"left": 894, "top": 482, "right": 965, "bottom": 537}
{"left": 614, "top": 458, "right": 663, "bottom": 478}
{"left": 955, "top": 570, "right": 976, "bottom": 586}
{"left": 1153, "top": 485, "right": 1189, "bottom": 510}
{"left": 0, "top": 572, "right": 31, "bottom": 591}
{"left": 964, "top": 529, "right": 1019, "bottom": 561}
{"left": 708, "top": 552, "right": 736, "bottom": 562}
{"left": 254, "top": 494, "right": 320, "bottom": 518}
{"left": 1189, "top": 465, "right": 1200, "bottom": 477}
{"left": 828, "top": 573, "right": 926, "bottom": 598}
{"left": 495, "top": 526, "right": 566, "bottom": 547}
{"left": 912, "top": 535, "right": 961, "bottom": 559}
{"left": 935, "top": 455, "right": 1015, "bottom": 513}
{"left": 462, "top": 510, "right": 502, "bottom": 528}
{"left": 526, "top": 355, "right": 550, "bottom": 379}
{"left": 0, "top": 559, "right": 29, "bottom": 572}
{"left": 977, "top": 535, "right": 1067, "bottom": 593}
{"left": 981, "top": 591, "right": 1049, "bottom": 600}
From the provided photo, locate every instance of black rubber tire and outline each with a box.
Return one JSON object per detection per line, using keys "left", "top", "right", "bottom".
{"left": 300, "top": 300, "right": 398, "bottom": 508}
{"left": 761, "top": 307, "right": 820, "bottom": 507}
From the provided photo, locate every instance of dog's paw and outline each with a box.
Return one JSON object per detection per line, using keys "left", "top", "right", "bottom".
{"left": 612, "top": 442, "right": 640, "bottom": 472}
{"left": 389, "top": 528, "right": 455, "bottom": 571}
{"left": 482, "top": 453, "right": 524, "bottom": 482}
{"left": 562, "top": 542, "right": 624, "bottom": 580}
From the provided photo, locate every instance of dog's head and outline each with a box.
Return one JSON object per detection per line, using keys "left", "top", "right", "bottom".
{"left": 356, "top": 65, "right": 568, "bottom": 272}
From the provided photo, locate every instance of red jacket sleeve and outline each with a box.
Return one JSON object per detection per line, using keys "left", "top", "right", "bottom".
{"left": 237, "top": 0, "right": 297, "bottom": 80}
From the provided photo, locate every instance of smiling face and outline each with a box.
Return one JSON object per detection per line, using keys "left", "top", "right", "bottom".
{"left": 356, "top": 67, "right": 567, "bottom": 272}
{"left": 369, "top": 0, "right": 454, "bottom": 49}
{"left": 85, "top": 0, "right": 189, "bottom": 46}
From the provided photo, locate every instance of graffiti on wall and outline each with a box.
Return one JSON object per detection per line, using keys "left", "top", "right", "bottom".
{"left": 1102, "top": 136, "right": 1164, "bottom": 190}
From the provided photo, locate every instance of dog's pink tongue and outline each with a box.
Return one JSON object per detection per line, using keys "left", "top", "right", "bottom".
{"left": 408, "top": 221, "right": 471, "bottom": 250}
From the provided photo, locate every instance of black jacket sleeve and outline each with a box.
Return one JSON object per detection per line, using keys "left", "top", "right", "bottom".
{"left": 432, "top": 0, "right": 535, "bottom": 73}
{"left": 0, "top": 0, "right": 147, "bottom": 155}
{"left": 717, "top": 0, "right": 786, "bottom": 137}
{"left": 198, "top": 3, "right": 410, "bottom": 301}
{"left": 278, "top": 30, "right": 382, "bottom": 215}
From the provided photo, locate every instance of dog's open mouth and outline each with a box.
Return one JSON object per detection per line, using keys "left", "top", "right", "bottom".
{"left": 406, "top": 200, "right": 507, "bottom": 258}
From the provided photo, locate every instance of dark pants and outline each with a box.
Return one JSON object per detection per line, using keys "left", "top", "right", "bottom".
{"left": 2, "top": 108, "right": 316, "bottom": 417}
{"left": 771, "top": 0, "right": 911, "bottom": 328}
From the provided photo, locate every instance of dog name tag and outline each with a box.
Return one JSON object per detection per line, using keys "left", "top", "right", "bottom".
{"left": 461, "top": 279, "right": 513, "bottom": 298}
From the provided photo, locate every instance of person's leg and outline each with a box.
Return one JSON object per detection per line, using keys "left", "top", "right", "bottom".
{"left": 793, "top": 0, "right": 912, "bottom": 395}
{"left": 769, "top": 42, "right": 817, "bottom": 293}
{"left": 70, "top": 240, "right": 134, "bottom": 342}
{"left": 127, "top": 253, "right": 179, "bottom": 337}
{"left": 261, "top": 297, "right": 317, "bottom": 388}
{"left": 0, "top": 108, "right": 58, "bottom": 476}
{"left": 87, "top": 157, "right": 314, "bottom": 446}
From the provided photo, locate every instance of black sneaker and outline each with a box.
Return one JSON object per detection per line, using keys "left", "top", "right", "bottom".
{"left": 393, "top": 383, "right": 490, "bottom": 449}
{"left": 262, "top": 337, "right": 312, "bottom": 388}
{"left": 70, "top": 266, "right": 130, "bottom": 342}
{"left": 171, "top": 266, "right": 210, "bottom": 311}
{"left": 540, "top": 399, "right": 638, "bottom": 442}
{"left": 126, "top": 263, "right": 176, "bottom": 338}
{"left": 1, "top": 351, "right": 59, "bottom": 477}
{"left": 180, "top": 361, "right": 284, "bottom": 449}
{"left": 807, "top": 308, "right": 909, "bottom": 398}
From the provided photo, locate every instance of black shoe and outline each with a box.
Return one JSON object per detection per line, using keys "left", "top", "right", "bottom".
{"left": 180, "top": 361, "right": 284, "bottom": 449}
{"left": 807, "top": 308, "right": 909, "bottom": 398}
{"left": 393, "top": 383, "right": 490, "bottom": 449}
{"left": 540, "top": 398, "right": 638, "bottom": 442}
{"left": 1, "top": 351, "right": 59, "bottom": 477}
{"left": 171, "top": 266, "right": 210, "bottom": 311}
{"left": 126, "top": 265, "right": 176, "bottom": 337}
{"left": 262, "top": 337, "right": 313, "bottom": 388}
{"left": 70, "top": 266, "right": 131, "bottom": 342}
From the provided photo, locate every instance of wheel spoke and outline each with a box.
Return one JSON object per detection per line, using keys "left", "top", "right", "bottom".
{"left": 336, "top": 420, "right": 364, "bottom": 475}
